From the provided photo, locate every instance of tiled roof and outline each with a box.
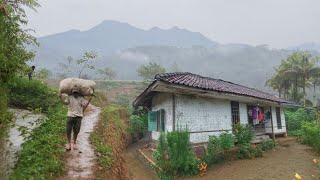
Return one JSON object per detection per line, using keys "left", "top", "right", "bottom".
{"left": 154, "top": 72, "right": 289, "bottom": 103}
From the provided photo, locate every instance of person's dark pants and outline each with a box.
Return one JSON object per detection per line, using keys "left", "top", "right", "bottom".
{"left": 66, "top": 116, "right": 82, "bottom": 136}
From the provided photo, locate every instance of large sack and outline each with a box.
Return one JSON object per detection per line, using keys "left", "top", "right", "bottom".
{"left": 59, "top": 78, "right": 95, "bottom": 96}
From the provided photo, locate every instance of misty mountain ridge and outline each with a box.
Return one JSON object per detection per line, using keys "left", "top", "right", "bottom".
{"left": 31, "top": 20, "right": 320, "bottom": 94}
{"left": 288, "top": 42, "right": 320, "bottom": 53}
{"left": 36, "top": 20, "right": 217, "bottom": 56}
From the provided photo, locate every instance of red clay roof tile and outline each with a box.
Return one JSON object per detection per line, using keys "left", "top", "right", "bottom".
{"left": 155, "top": 72, "right": 289, "bottom": 103}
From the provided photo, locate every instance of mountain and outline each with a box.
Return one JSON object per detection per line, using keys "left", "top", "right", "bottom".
{"left": 287, "top": 42, "right": 320, "bottom": 53}
{"left": 94, "top": 45, "right": 291, "bottom": 91}
{"left": 30, "top": 20, "right": 320, "bottom": 93}
{"left": 35, "top": 20, "right": 217, "bottom": 57}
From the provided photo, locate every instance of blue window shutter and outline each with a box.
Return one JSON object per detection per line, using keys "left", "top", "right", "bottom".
{"left": 148, "top": 111, "right": 158, "bottom": 131}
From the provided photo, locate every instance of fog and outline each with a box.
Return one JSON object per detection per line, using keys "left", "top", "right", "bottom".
{"left": 26, "top": 0, "right": 320, "bottom": 48}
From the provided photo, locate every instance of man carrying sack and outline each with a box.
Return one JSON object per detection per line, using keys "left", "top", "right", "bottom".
{"left": 58, "top": 89, "right": 93, "bottom": 150}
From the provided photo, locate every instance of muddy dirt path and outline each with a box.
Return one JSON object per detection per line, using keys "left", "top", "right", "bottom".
{"left": 124, "top": 137, "right": 159, "bottom": 180}
{"left": 60, "top": 105, "right": 101, "bottom": 180}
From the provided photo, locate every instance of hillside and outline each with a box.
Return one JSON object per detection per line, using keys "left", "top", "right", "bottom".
{"left": 29, "top": 20, "right": 320, "bottom": 93}
{"left": 32, "top": 20, "right": 216, "bottom": 59}
{"left": 288, "top": 42, "right": 320, "bottom": 53}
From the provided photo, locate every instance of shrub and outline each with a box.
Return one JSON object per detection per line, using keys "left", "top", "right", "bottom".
{"left": 0, "top": 86, "right": 14, "bottom": 126}
{"left": 285, "top": 108, "right": 316, "bottom": 135}
{"left": 259, "top": 139, "right": 275, "bottom": 151}
{"left": 237, "top": 143, "right": 263, "bottom": 159}
{"left": 299, "top": 122, "right": 320, "bottom": 153}
{"left": 207, "top": 135, "right": 222, "bottom": 155}
{"left": 128, "top": 114, "right": 147, "bottom": 142}
{"left": 154, "top": 130, "right": 198, "bottom": 177}
{"left": 205, "top": 132, "right": 235, "bottom": 165}
{"left": 233, "top": 124, "right": 254, "bottom": 145}
{"left": 219, "top": 132, "right": 236, "bottom": 150}
{"left": 7, "top": 78, "right": 59, "bottom": 111}
{"left": 166, "top": 130, "right": 198, "bottom": 176}
{"left": 153, "top": 133, "right": 171, "bottom": 173}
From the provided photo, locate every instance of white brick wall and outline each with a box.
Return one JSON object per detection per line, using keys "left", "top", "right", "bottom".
{"left": 265, "top": 107, "right": 287, "bottom": 134}
{"left": 151, "top": 93, "right": 286, "bottom": 143}
{"left": 151, "top": 92, "right": 173, "bottom": 140}
{"left": 239, "top": 103, "right": 248, "bottom": 125}
{"left": 175, "top": 94, "right": 233, "bottom": 143}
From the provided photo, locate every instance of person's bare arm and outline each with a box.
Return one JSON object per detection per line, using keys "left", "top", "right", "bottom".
{"left": 83, "top": 97, "right": 92, "bottom": 111}
{"left": 58, "top": 92, "right": 69, "bottom": 105}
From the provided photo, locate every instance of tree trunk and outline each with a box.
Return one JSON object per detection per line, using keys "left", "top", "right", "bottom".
{"left": 303, "top": 77, "right": 306, "bottom": 107}
{"left": 294, "top": 76, "right": 298, "bottom": 103}
{"left": 313, "top": 82, "right": 317, "bottom": 107}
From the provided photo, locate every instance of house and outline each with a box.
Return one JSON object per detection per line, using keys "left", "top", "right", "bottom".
{"left": 133, "top": 72, "right": 296, "bottom": 144}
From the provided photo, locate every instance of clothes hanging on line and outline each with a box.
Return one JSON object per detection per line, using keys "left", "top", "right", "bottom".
{"left": 248, "top": 109, "right": 253, "bottom": 117}
{"left": 264, "top": 111, "right": 271, "bottom": 123}
{"left": 253, "top": 107, "right": 260, "bottom": 125}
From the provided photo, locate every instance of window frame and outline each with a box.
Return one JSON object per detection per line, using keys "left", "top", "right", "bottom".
{"left": 231, "top": 101, "right": 240, "bottom": 125}
{"left": 276, "top": 107, "right": 282, "bottom": 129}
{"left": 148, "top": 109, "right": 165, "bottom": 132}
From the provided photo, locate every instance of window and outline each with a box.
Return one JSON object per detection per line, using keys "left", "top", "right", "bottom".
{"left": 276, "top": 107, "right": 282, "bottom": 129}
{"left": 148, "top": 109, "right": 165, "bottom": 131}
{"left": 231, "top": 101, "right": 240, "bottom": 125}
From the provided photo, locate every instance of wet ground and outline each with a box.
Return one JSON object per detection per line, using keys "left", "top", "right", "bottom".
{"left": 60, "top": 105, "right": 101, "bottom": 180}
{"left": 124, "top": 136, "right": 159, "bottom": 180}
{"left": 182, "top": 140, "right": 320, "bottom": 180}
{"left": 0, "top": 108, "right": 44, "bottom": 180}
{"left": 127, "top": 138, "right": 320, "bottom": 180}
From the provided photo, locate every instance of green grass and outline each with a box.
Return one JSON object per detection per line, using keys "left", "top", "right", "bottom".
{"left": 8, "top": 78, "right": 67, "bottom": 179}
{"left": 90, "top": 105, "right": 128, "bottom": 178}
{"left": 7, "top": 77, "right": 59, "bottom": 111}
{"left": 11, "top": 104, "right": 67, "bottom": 179}
{"left": 90, "top": 130, "right": 113, "bottom": 169}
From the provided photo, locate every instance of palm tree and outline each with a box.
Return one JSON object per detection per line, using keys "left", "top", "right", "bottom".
{"left": 266, "top": 51, "right": 320, "bottom": 107}
{"left": 286, "top": 52, "right": 320, "bottom": 107}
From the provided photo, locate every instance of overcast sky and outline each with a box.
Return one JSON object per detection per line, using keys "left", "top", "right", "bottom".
{"left": 25, "top": 0, "right": 320, "bottom": 48}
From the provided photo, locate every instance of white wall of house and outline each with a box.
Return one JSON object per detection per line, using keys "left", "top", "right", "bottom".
{"left": 239, "top": 103, "right": 248, "bottom": 125}
{"left": 150, "top": 93, "right": 287, "bottom": 143}
{"left": 265, "top": 107, "right": 287, "bottom": 134}
{"left": 175, "top": 94, "right": 233, "bottom": 143}
{"left": 151, "top": 92, "right": 173, "bottom": 140}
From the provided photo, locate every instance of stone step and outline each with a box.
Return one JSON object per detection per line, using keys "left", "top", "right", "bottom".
{"left": 251, "top": 134, "right": 271, "bottom": 143}
{"left": 254, "top": 135, "right": 270, "bottom": 140}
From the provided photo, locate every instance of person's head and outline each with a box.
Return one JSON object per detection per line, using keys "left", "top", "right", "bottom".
{"left": 31, "top": 65, "right": 35, "bottom": 70}
{"left": 72, "top": 90, "right": 80, "bottom": 98}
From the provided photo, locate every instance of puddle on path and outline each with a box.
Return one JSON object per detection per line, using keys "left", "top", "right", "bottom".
{"left": 60, "top": 105, "right": 101, "bottom": 180}
{"left": 0, "top": 108, "right": 44, "bottom": 180}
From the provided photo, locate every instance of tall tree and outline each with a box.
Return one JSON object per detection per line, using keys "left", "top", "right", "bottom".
{"left": 76, "top": 51, "right": 98, "bottom": 78}
{"left": 137, "top": 62, "right": 166, "bottom": 81}
{"left": 0, "top": 0, "right": 39, "bottom": 83}
{"left": 266, "top": 51, "right": 320, "bottom": 107}
{"left": 284, "top": 52, "right": 320, "bottom": 106}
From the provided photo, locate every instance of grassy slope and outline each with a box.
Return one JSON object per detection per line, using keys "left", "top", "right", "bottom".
{"left": 90, "top": 105, "right": 130, "bottom": 179}
{"left": 8, "top": 78, "right": 67, "bottom": 179}
{"left": 11, "top": 105, "right": 67, "bottom": 179}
